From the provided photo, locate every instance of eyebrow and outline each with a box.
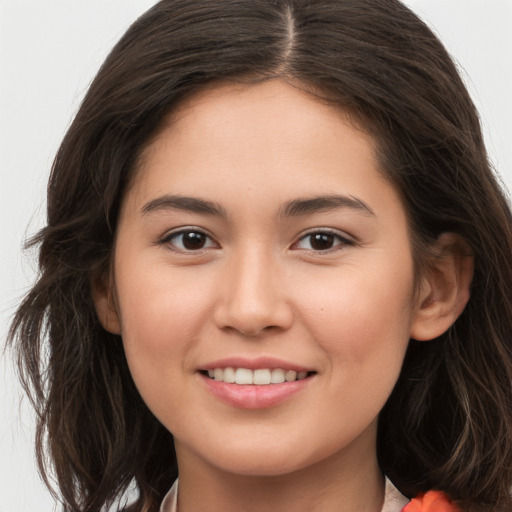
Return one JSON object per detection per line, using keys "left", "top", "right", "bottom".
{"left": 141, "top": 193, "right": 374, "bottom": 218}
{"left": 141, "top": 194, "right": 228, "bottom": 217}
{"left": 280, "top": 195, "right": 374, "bottom": 217}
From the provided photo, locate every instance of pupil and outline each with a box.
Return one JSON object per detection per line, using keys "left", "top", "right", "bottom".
{"left": 310, "top": 233, "right": 334, "bottom": 250}
{"left": 183, "top": 232, "right": 206, "bottom": 250}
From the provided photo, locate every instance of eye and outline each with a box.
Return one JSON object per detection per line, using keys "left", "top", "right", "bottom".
{"left": 294, "top": 230, "right": 352, "bottom": 252}
{"left": 162, "top": 229, "right": 218, "bottom": 252}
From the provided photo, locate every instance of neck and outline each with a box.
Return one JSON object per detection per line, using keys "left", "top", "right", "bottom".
{"left": 175, "top": 433, "right": 384, "bottom": 512}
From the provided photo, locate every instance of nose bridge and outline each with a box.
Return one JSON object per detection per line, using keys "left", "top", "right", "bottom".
{"left": 214, "top": 242, "right": 292, "bottom": 335}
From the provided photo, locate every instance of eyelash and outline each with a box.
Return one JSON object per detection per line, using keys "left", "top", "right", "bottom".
{"left": 292, "top": 229, "right": 354, "bottom": 253}
{"left": 159, "top": 227, "right": 218, "bottom": 252}
{"left": 158, "top": 227, "right": 354, "bottom": 253}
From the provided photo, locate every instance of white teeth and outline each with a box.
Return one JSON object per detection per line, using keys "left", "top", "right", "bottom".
{"left": 285, "top": 370, "right": 297, "bottom": 382}
{"left": 206, "top": 367, "right": 311, "bottom": 385}
{"left": 270, "top": 368, "right": 285, "bottom": 384}
{"left": 235, "top": 368, "right": 253, "bottom": 385}
{"left": 223, "top": 367, "right": 236, "bottom": 383}
{"left": 253, "top": 369, "right": 271, "bottom": 385}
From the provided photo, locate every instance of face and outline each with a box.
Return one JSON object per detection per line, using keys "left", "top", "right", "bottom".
{"left": 104, "top": 80, "right": 422, "bottom": 478}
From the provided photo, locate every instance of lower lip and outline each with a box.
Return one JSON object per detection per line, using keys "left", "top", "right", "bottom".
{"left": 200, "top": 374, "right": 313, "bottom": 409}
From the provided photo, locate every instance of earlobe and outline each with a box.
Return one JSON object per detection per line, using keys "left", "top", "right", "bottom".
{"left": 410, "top": 233, "right": 474, "bottom": 341}
{"left": 91, "top": 273, "right": 122, "bottom": 335}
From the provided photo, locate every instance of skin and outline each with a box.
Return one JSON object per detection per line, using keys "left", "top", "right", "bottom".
{"left": 95, "top": 80, "right": 472, "bottom": 511}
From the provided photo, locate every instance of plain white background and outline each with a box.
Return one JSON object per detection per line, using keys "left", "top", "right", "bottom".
{"left": 1, "top": 1, "right": 511, "bottom": 511}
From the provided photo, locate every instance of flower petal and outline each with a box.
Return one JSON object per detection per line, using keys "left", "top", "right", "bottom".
{"left": 403, "top": 490, "right": 461, "bottom": 512}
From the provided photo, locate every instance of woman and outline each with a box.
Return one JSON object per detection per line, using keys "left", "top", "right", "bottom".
{"left": 10, "top": 1, "right": 512, "bottom": 510}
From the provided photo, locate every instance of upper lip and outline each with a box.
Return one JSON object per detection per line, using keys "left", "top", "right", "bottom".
{"left": 199, "top": 356, "right": 314, "bottom": 373}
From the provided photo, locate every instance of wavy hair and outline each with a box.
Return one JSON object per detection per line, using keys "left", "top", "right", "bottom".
{"left": 9, "top": 0, "right": 512, "bottom": 511}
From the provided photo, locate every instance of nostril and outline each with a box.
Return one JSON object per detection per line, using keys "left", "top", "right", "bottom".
{"left": 212, "top": 277, "right": 294, "bottom": 335}
{"left": 220, "top": 323, "right": 283, "bottom": 338}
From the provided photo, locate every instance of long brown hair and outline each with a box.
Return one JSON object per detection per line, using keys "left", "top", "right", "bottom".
{"left": 9, "top": 1, "right": 512, "bottom": 511}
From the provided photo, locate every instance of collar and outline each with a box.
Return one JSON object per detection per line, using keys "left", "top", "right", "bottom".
{"left": 160, "top": 477, "right": 410, "bottom": 512}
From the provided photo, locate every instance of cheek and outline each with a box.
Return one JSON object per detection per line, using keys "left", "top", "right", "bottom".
{"left": 296, "top": 257, "right": 415, "bottom": 370}
{"left": 113, "top": 266, "right": 209, "bottom": 424}
{"left": 117, "top": 259, "right": 206, "bottom": 337}
{"left": 113, "top": 256, "right": 214, "bottom": 391}
{"left": 298, "top": 265, "right": 414, "bottom": 437}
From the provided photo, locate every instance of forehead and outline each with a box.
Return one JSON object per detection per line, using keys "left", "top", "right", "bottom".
{"left": 131, "top": 80, "right": 388, "bottom": 200}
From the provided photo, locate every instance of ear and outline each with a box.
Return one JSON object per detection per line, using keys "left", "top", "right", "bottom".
{"left": 91, "top": 272, "right": 122, "bottom": 335}
{"left": 410, "top": 233, "right": 474, "bottom": 341}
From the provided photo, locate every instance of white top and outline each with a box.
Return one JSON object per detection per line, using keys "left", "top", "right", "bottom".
{"left": 160, "top": 477, "right": 410, "bottom": 512}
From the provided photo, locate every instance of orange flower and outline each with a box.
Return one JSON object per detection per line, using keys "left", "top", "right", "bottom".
{"left": 403, "top": 490, "right": 462, "bottom": 512}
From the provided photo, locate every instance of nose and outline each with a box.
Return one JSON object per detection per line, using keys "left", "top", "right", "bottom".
{"left": 213, "top": 247, "right": 293, "bottom": 337}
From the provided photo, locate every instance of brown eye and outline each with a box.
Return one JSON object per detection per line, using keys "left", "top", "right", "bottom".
{"left": 309, "top": 233, "right": 336, "bottom": 250}
{"left": 166, "top": 229, "right": 217, "bottom": 251}
{"left": 295, "top": 230, "right": 351, "bottom": 252}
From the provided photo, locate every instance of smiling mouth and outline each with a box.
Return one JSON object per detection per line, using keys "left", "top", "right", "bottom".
{"left": 200, "top": 367, "right": 316, "bottom": 385}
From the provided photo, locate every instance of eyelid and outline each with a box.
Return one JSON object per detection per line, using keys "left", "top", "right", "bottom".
{"left": 291, "top": 227, "right": 355, "bottom": 252}
{"left": 158, "top": 226, "right": 219, "bottom": 252}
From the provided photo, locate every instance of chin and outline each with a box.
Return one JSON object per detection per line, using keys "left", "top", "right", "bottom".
{"left": 213, "top": 454, "right": 309, "bottom": 478}
{"left": 198, "top": 434, "right": 341, "bottom": 479}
